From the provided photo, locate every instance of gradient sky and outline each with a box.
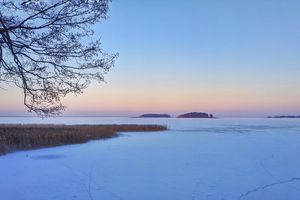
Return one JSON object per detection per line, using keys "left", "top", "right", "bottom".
{"left": 1, "top": 0, "right": 300, "bottom": 117}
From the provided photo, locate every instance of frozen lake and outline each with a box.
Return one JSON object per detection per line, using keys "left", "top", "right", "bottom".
{"left": 1, "top": 117, "right": 300, "bottom": 200}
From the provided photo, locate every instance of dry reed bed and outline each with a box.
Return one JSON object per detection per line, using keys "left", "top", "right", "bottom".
{"left": 0, "top": 124, "right": 167, "bottom": 155}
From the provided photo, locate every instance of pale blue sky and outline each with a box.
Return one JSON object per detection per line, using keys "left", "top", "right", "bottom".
{"left": 1, "top": 0, "right": 300, "bottom": 117}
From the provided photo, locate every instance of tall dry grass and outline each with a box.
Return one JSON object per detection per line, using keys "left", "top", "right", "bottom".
{"left": 0, "top": 124, "right": 167, "bottom": 155}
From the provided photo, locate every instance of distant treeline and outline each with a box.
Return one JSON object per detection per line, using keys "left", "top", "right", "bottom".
{"left": 139, "top": 112, "right": 215, "bottom": 118}
{"left": 267, "top": 115, "right": 300, "bottom": 118}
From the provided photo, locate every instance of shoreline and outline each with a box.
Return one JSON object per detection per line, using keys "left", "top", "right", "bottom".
{"left": 0, "top": 124, "right": 167, "bottom": 155}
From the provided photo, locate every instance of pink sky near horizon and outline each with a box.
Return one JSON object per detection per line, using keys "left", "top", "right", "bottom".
{"left": 1, "top": 73, "right": 300, "bottom": 117}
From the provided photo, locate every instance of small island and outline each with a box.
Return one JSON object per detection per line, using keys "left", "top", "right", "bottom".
{"left": 177, "top": 112, "right": 214, "bottom": 118}
{"left": 267, "top": 115, "right": 300, "bottom": 118}
{"left": 139, "top": 114, "right": 171, "bottom": 118}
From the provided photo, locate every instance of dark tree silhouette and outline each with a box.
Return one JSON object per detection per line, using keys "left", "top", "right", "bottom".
{"left": 0, "top": 0, "right": 117, "bottom": 116}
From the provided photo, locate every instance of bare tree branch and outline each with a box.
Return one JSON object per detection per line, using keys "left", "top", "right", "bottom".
{"left": 0, "top": 0, "right": 117, "bottom": 117}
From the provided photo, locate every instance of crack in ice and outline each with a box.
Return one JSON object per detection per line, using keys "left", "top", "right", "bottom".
{"left": 239, "top": 177, "right": 300, "bottom": 199}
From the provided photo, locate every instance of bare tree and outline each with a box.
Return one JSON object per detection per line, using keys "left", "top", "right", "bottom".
{"left": 0, "top": 0, "right": 117, "bottom": 116}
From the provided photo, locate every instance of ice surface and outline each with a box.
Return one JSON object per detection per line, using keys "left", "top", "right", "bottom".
{"left": 1, "top": 118, "right": 300, "bottom": 200}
